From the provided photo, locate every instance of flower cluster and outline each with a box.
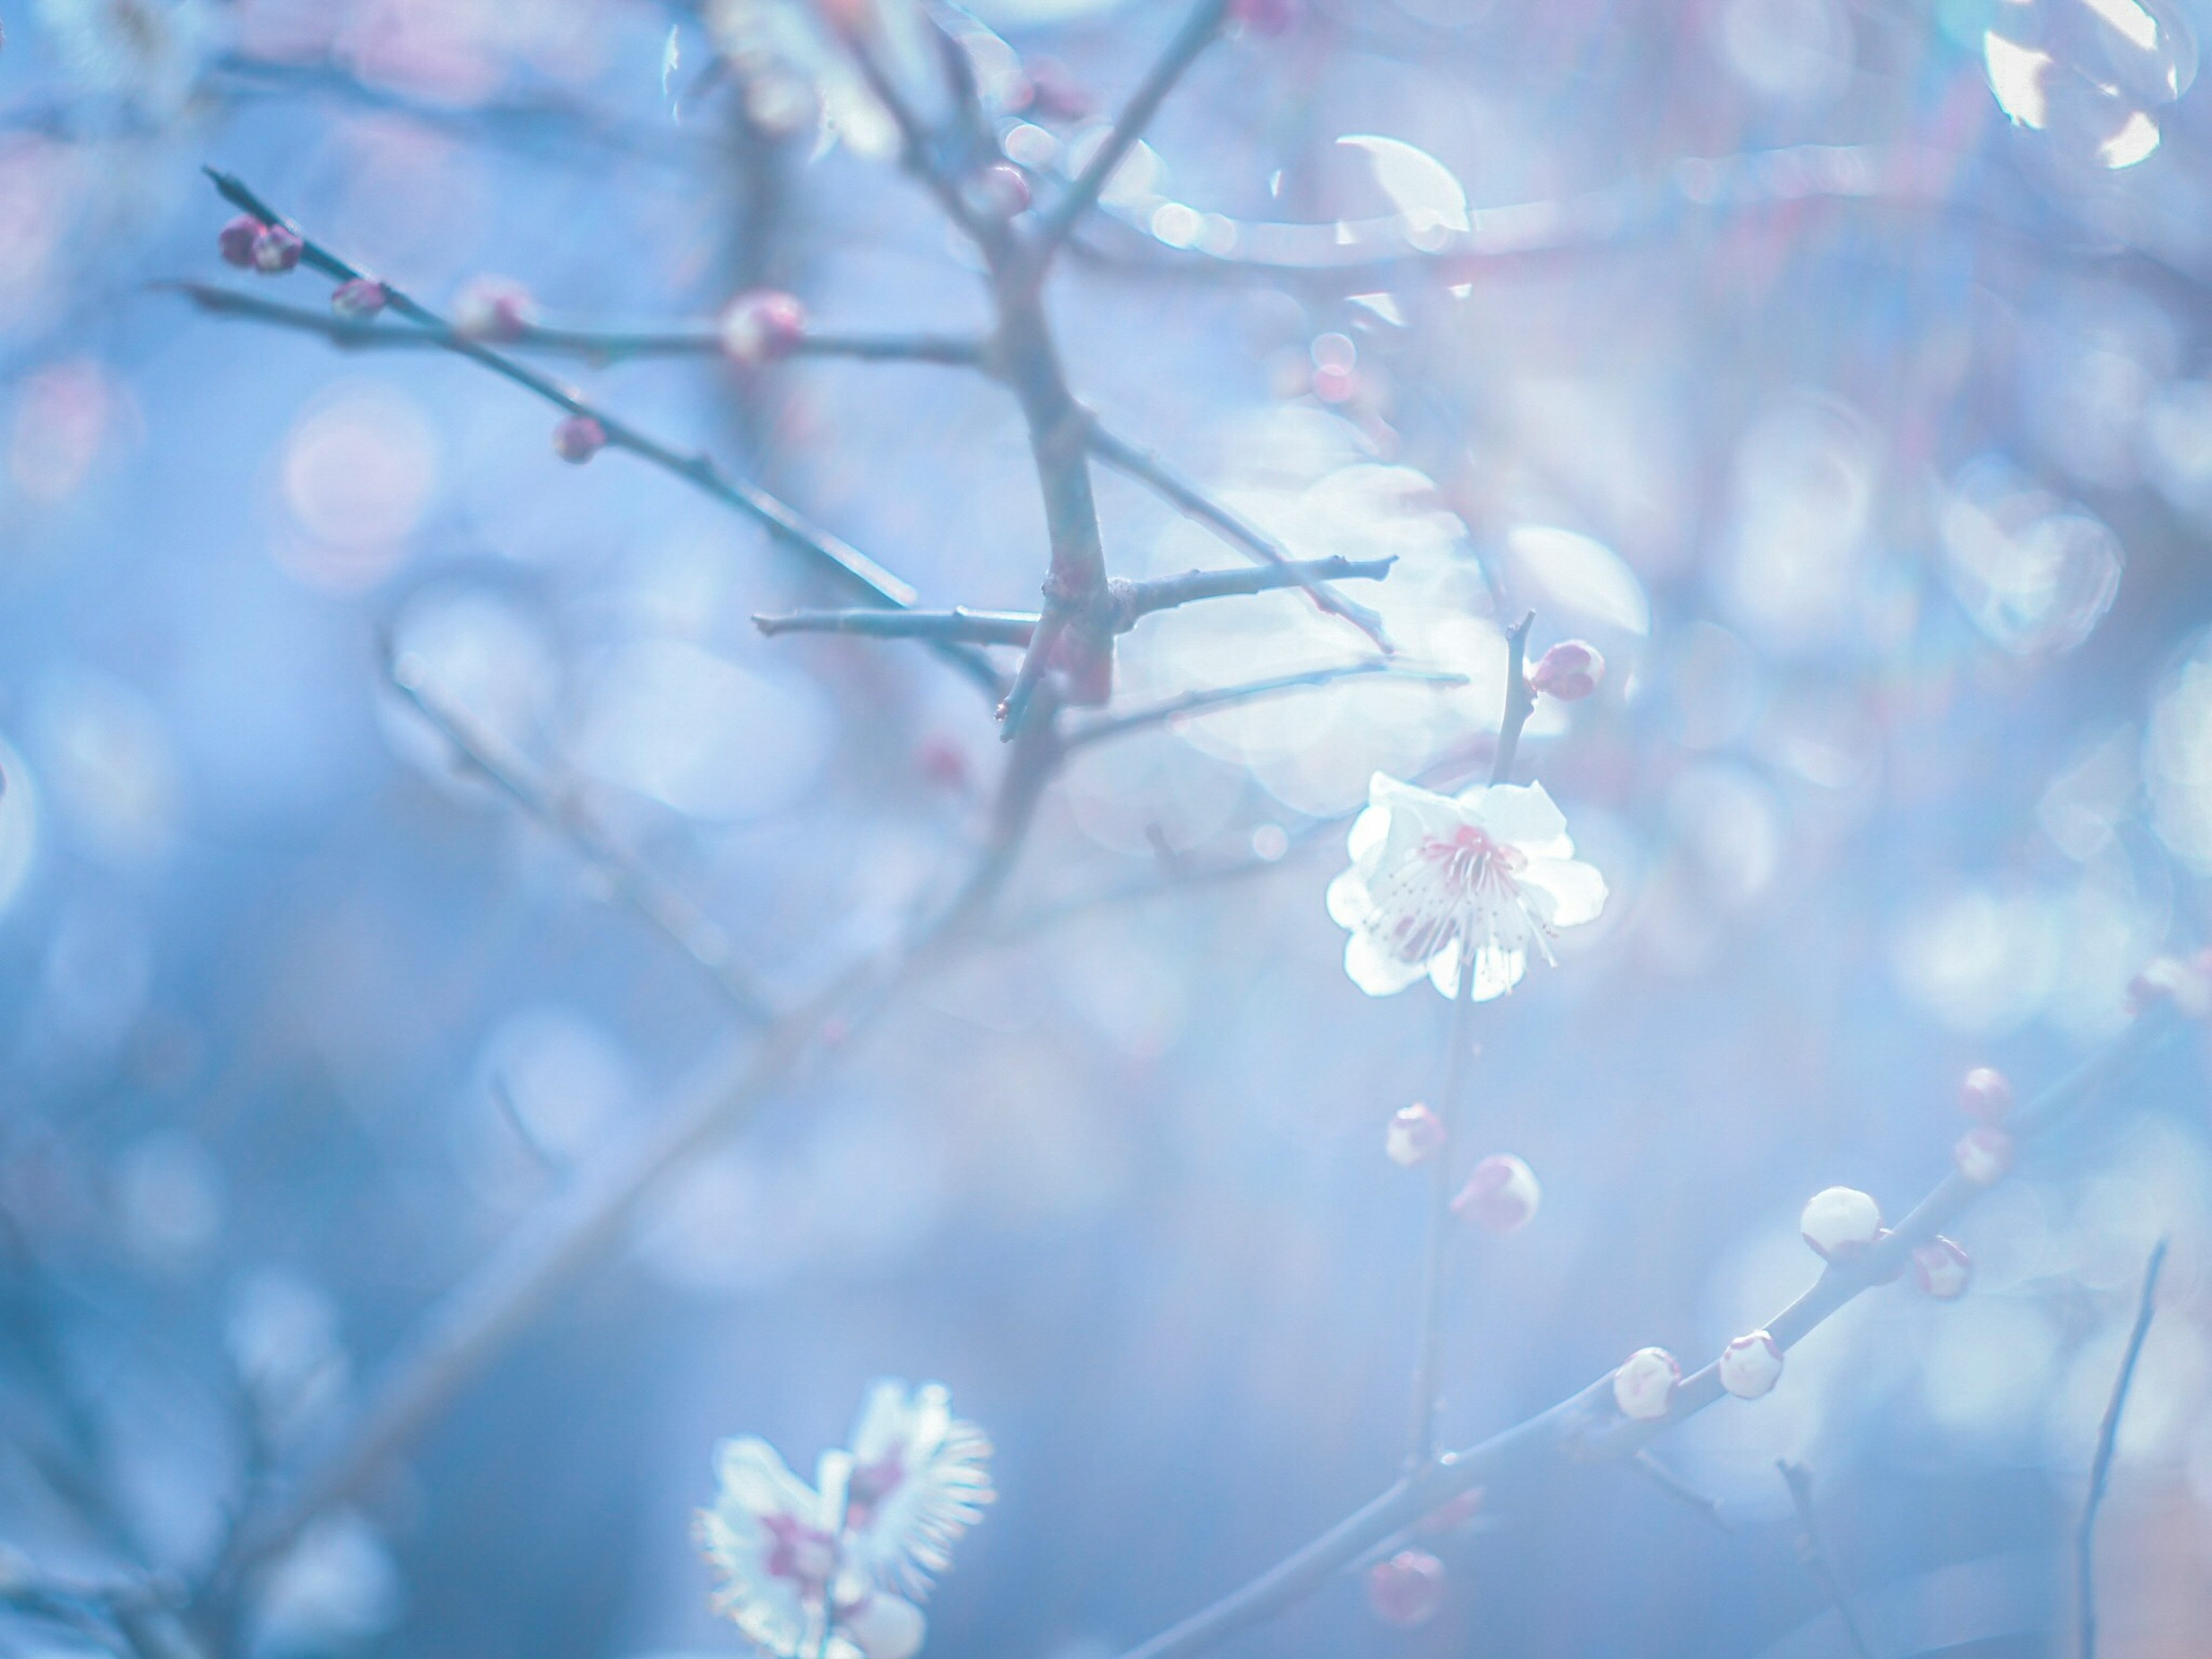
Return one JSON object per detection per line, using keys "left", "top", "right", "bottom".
{"left": 698, "top": 1381, "right": 993, "bottom": 1659}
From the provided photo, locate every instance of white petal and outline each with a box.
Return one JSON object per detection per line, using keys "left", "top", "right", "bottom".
{"left": 1347, "top": 929, "right": 1431, "bottom": 996}
{"left": 1460, "top": 781, "right": 1570, "bottom": 857}
{"left": 1372, "top": 774, "right": 1465, "bottom": 864}
{"left": 1345, "top": 799, "right": 1392, "bottom": 872}
{"left": 1520, "top": 856, "right": 1607, "bottom": 929}
{"left": 1426, "top": 937, "right": 1526, "bottom": 1000}
{"left": 1325, "top": 866, "right": 1375, "bottom": 930}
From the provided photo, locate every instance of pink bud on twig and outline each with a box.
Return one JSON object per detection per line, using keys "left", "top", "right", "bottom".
{"left": 2127, "top": 952, "right": 2212, "bottom": 1018}
{"left": 453, "top": 276, "right": 534, "bottom": 342}
{"left": 1912, "top": 1236, "right": 1971, "bottom": 1300}
{"left": 218, "top": 214, "right": 264, "bottom": 268}
{"left": 1385, "top": 1104, "right": 1445, "bottom": 1167}
{"left": 1718, "top": 1330, "right": 1783, "bottom": 1399}
{"left": 552, "top": 415, "right": 607, "bottom": 464}
{"left": 720, "top": 290, "right": 808, "bottom": 366}
{"left": 331, "top": 278, "right": 388, "bottom": 319}
{"left": 1364, "top": 1550, "right": 1445, "bottom": 1627}
{"left": 1953, "top": 1124, "right": 2014, "bottom": 1185}
{"left": 1799, "top": 1186, "right": 1883, "bottom": 1261}
{"left": 1957, "top": 1066, "right": 2013, "bottom": 1123}
{"left": 251, "top": 225, "right": 304, "bottom": 274}
{"left": 1527, "top": 640, "right": 1605, "bottom": 701}
{"left": 1452, "top": 1153, "right": 1540, "bottom": 1233}
{"left": 966, "top": 161, "right": 1032, "bottom": 221}
{"left": 1612, "top": 1346, "right": 1680, "bottom": 1421}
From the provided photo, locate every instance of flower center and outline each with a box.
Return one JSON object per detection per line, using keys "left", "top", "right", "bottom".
{"left": 1419, "top": 825, "right": 1524, "bottom": 894}
{"left": 763, "top": 1513, "right": 840, "bottom": 1588}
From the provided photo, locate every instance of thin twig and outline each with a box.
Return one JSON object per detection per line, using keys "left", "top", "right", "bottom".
{"left": 754, "top": 608, "right": 1040, "bottom": 646}
{"left": 1407, "top": 959, "right": 1477, "bottom": 1467}
{"left": 1631, "top": 1451, "right": 1730, "bottom": 1533}
{"left": 2077, "top": 1237, "right": 2170, "bottom": 1659}
{"left": 1063, "top": 663, "right": 1464, "bottom": 751}
{"left": 1778, "top": 1461, "right": 1876, "bottom": 1659}
{"left": 1085, "top": 420, "right": 1392, "bottom": 649}
{"left": 1490, "top": 613, "right": 1536, "bottom": 785}
{"left": 1105, "top": 1003, "right": 2184, "bottom": 1659}
{"left": 1113, "top": 556, "right": 1395, "bottom": 623}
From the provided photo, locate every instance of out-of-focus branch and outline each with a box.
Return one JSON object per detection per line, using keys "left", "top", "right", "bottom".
{"left": 1777, "top": 1461, "right": 1875, "bottom": 1659}
{"left": 1030, "top": 0, "right": 1233, "bottom": 265}
{"left": 753, "top": 608, "right": 1040, "bottom": 646}
{"left": 1631, "top": 1451, "right": 1729, "bottom": 1533}
{"left": 1407, "top": 959, "right": 1476, "bottom": 1467}
{"left": 2077, "top": 1237, "right": 2170, "bottom": 1659}
{"left": 1085, "top": 421, "right": 1391, "bottom": 649}
{"left": 382, "top": 646, "right": 775, "bottom": 1025}
{"left": 182, "top": 175, "right": 1002, "bottom": 701}
{"left": 1107, "top": 1003, "right": 2184, "bottom": 1659}
{"left": 1062, "top": 662, "right": 1464, "bottom": 750}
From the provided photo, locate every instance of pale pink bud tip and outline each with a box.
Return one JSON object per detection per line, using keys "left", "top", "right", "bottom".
{"left": 2128, "top": 953, "right": 2212, "bottom": 1018}
{"left": 1912, "top": 1236, "right": 1971, "bottom": 1300}
{"left": 331, "top": 278, "right": 388, "bottom": 319}
{"left": 1385, "top": 1103, "right": 1445, "bottom": 1167}
{"left": 1799, "top": 1185, "right": 1883, "bottom": 1261}
{"left": 1527, "top": 640, "right": 1605, "bottom": 701}
{"left": 251, "top": 225, "right": 304, "bottom": 274}
{"left": 453, "top": 278, "right": 534, "bottom": 342}
{"left": 552, "top": 415, "right": 607, "bottom": 464}
{"left": 1957, "top": 1066, "right": 2013, "bottom": 1123}
{"left": 1612, "top": 1346, "right": 1680, "bottom": 1421}
{"left": 1364, "top": 1550, "right": 1445, "bottom": 1628}
{"left": 1718, "top": 1330, "right": 1783, "bottom": 1399}
{"left": 218, "top": 215, "right": 264, "bottom": 268}
{"left": 719, "top": 290, "right": 808, "bottom": 366}
{"left": 1451, "top": 1153, "right": 1540, "bottom": 1233}
{"left": 1953, "top": 1124, "right": 2014, "bottom": 1186}
{"left": 967, "top": 161, "right": 1032, "bottom": 220}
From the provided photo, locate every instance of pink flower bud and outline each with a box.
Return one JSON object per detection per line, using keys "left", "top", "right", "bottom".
{"left": 1364, "top": 1550, "right": 1445, "bottom": 1628}
{"left": 331, "top": 278, "right": 388, "bottom": 319}
{"left": 218, "top": 214, "right": 264, "bottom": 268}
{"left": 453, "top": 276, "right": 534, "bottom": 342}
{"left": 1957, "top": 1066, "right": 2013, "bottom": 1123}
{"left": 251, "top": 225, "right": 304, "bottom": 274}
{"left": 1799, "top": 1186, "right": 1883, "bottom": 1261}
{"left": 1452, "top": 1153, "right": 1540, "bottom": 1233}
{"left": 1023, "top": 58, "right": 1090, "bottom": 122}
{"left": 1414, "top": 1488, "right": 1483, "bottom": 1533}
{"left": 1528, "top": 640, "right": 1605, "bottom": 701}
{"left": 1612, "top": 1346, "right": 1680, "bottom": 1421}
{"left": 1718, "top": 1330, "right": 1783, "bottom": 1399}
{"left": 1386, "top": 1103, "right": 1445, "bottom": 1167}
{"left": 1953, "top": 1124, "right": 2014, "bottom": 1185}
{"left": 2128, "top": 953, "right": 2212, "bottom": 1018}
{"left": 1912, "top": 1236, "right": 1971, "bottom": 1300}
{"left": 719, "top": 289, "right": 808, "bottom": 366}
{"left": 966, "top": 161, "right": 1032, "bottom": 220}
{"left": 552, "top": 415, "right": 607, "bottom": 464}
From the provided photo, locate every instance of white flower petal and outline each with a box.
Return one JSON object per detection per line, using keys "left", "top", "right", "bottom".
{"left": 1428, "top": 938, "right": 1527, "bottom": 1000}
{"left": 1460, "top": 781, "right": 1571, "bottom": 857}
{"left": 1520, "top": 856, "right": 1607, "bottom": 929}
{"left": 1325, "top": 867, "right": 1374, "bottom": 930}
{"left": 1347, "top": 929, "right": 1432, "bottom": 996}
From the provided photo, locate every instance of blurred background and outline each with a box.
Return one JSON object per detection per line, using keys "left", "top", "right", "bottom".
{"left": 1, "top": 0, "right": 2211, "bottom": 1655}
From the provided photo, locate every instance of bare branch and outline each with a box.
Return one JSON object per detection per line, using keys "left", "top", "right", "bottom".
{"left": 1113, "top": 555, "right": 1395, "bottom": 623}
{"left": 1777, "top": 1461, "right": 1876, "bottom": 1659}
{"left": 2077, "top": 1237, "right": 2171, "bottom": 1659}
{"left": 1086, "top": 421, "right": 1392, "bottom": 649}
{"left": 1489, "top": 613, "right": 1537, "bottom": 784}
{"left": 753, "top": 608, "right": 1038, "bottom": 646}
{"left": 1631, "top": 1451, "right": 1730, "bottom": 1533}
{"left": 1064, "top": 662, "right": 1463, "bottom": 750}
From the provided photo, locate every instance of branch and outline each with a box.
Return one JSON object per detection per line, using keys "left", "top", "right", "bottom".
{"left": 1063, "top": 662, "right": 1464, "bottom": 750}
{"left": 184, "top": 174, "right": 1002, "bottom": 701}
{"left": 1631, "top": 1451, "right": 1730, "bottom": 1533}
{"left": 2077, "top": 1237, "right": 2170, "bottom": 1659}
{"left": 1112, "top": 556, "right": 1395, "bottom": 623}
{"left": 1777, "top": 1461, "right": 1876, "bottom": 1659}
{"left": 1085, "top": 421, "right": 1391, "bottom": 649}
{"left": 383, "top": 646, "right": 775, "bottom": 1024}
{"left": 1490, "top": 613, "right": 1536, "bottom": 785}
{"left": 1031, "top": 0, "right": 1233, "bottom": 263}
{"left": 1407, "top": 955, "right": 1478, "bottom": 1466}
{"left": 1107, "top": 1003, "right": 2184, "bottom": 1659}
{"left": 753, "top": 608, "right": 1038, "bottom": 646}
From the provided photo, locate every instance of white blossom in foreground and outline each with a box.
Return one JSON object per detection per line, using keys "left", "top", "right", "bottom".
{"left": 1612, "top": 1347, "right": 1681, "bottom": 1421}
{"left": 1327, "top": 774, "right": 1607, "bottom": 1000}
{"left": 1798, "top": 1187, "right": 1883, "bottom": 1261}
{"left": 1912, "top": 1236, "right": 1972, "bottom": 1300}
{"left": 698, "top": 1382, "right": 991, "bottom": 1659}
{"left": 1718, "top": 1331, "right": 1783, "bottom": 1399}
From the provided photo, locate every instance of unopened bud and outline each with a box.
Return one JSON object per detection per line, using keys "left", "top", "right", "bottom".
{"left": 1023, "top": 58, "right": 1090, "bottom": 121}
{"left": 251, "top": 225, "right": 304, "bottom": 274}
{"left": 331, "top": 278, "right": 389, "bottom": 319}
{"left": 1364, "top": 1550, "right": 1445, "bottom": 1628}
{"left": 2128, "top": 953, "right": 2212, "bottom": 1018}
{"left": 1452, "top": 1153, "right": 1540, "bottom": 1233}
{"left": 1612, "top": 1346, "right": 1680, "bottom": 1421}
{"left": 840, "top": 1596, "right": 925, "bottom": 1659}
{"left": 1386, "top": 1104, "right": 1445, "bottom": 1167}
{"left": 218, "top": 214, "right": 264, "bottom": 268}
{"left": 1718, "top": 1330, "right": 1783, "bottom": 1399}
{"left": 1527, "top": 639, "right": 1605, "bottom": 700}
{"left": 965, "top": 161, "right": 1032, "bottom": 221}
{"left": 1799, "top": 1186, "right": 1883, "bottom": 1261}
{"left": 553, "top": 415, "right": 607, "bottom": 463}
{"left": 453, "top": 276, "right": 534, "bottom": 342}
{"left": 1953, "top": 1125, "right": 2014, "bottom": 1186}
{"left": 1958, "top": 1066, "right": 2013, "bottom": 1123}
{"left": 720, "top": 289, "right": 808, "bottom": 366}
{"left": 1912, "top": 1236, "right": 1971, "bottom": 1300}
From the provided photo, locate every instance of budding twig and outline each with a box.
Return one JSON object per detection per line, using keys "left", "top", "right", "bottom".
{"left": 1777, "top": 1461, "right": 1876, "bottom": 1659}
{"left": 1490, "top": 613, "right": 1537, "bottom": 785}
{"left": 753, "top": 608, "right": 1041, "bottom": 646}
{"left": 2077, "top": 1237, "right": 2170, "bottom": 1659}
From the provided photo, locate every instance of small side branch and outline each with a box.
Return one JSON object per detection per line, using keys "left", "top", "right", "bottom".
{"left": 2077, "top": 1237, "right": 2171, "bottom": 1659}
{"left": 1113, "top": 556, "right": 1395, "bottom": 624}
{"left": 1778, "top": 1461, "right": 1876, "bottom": 1659}
{"left": 1631, "top": 1451, "right": 1731, "bottom": 1532}
{"left": 1065, "top": 663, "right": 1464, "bottom": 750}
{"left": 754, "top": 608, "right": 1037, "bottom": 646}
{"left": 1490, "top": 613, "right": 1536, "bottom": 784}
{"left": 1407, "top": 962, "right": 1478, "bottom": 1466}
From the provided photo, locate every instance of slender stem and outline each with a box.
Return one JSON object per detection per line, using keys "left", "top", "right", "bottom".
{"left": 1406, "top": 960, "right": 1478, "bottom": 1468}
{"left": 1778, "top": 1461, "right": 1876, "bottom": 1659}
{"left": 1065, "top": 664, "right": 1464, "bottom": 751}
{"left": 1490, "top": 613, "right": 1537, "bottom": 785}
{"left": 1113, "top": 556, "right": 1395, "bottom": 622}
{"left": 2077, "top": 1237, "right": 2170, "bottom": 1659}
{"left": 1631, "top": 1451, "right": 1730, "bottom": 1532}
{"left": 754, "top": 608, "right": 1039, "bottom": 646}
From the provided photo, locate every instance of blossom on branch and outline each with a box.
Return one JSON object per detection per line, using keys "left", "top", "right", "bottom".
{"left": 839, "top": 1381, "right": 995, "bottom": 1597}
{"left": 1325, "top": 774, "right": 1607, "bottom": 1000}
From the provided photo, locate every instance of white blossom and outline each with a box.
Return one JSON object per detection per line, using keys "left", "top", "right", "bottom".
{"left": 840, "top": 1381, "right": 994, "bottom": 1597}
{"left": 1798, "top": 1187, "right": 1883, "bottom": 1260}
{"left": 1326, "top": 774, "right": 1606, "bottom": 1000}
{"left": 698, "top": 1437, "right": 858, "bottom": 1659}
{"left": 1611, "top": 1347, "right": 1680, "bottom": 1421}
